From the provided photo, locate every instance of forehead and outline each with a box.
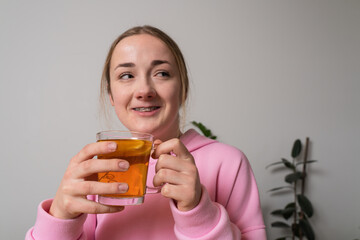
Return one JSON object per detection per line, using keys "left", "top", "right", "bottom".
{"left": 110, "top": 34, "right": 175, "bottom": 67}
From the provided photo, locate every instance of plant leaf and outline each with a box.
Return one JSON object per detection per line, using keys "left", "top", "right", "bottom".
{"left": 191, "top": 121, "right": 208, "bottom": 135}
{"left": 271, "top": 206, "right": 295, "bottom": 220}
{"left": 296, "top": 160, "right": 317, "bottom": 166}
{"left": 282, "top": 158, "right": 296, "bottom": 170}
{"left": 291, "top": 139, "right": 302, "bottom": 158}
{"left": 299, "top": 219, "right": 315, "bottom": 240}
{"left": 285, "top": 202, "right": 296, "bottom": 209}
{"left": 266, "top": 159, "right": 296, "bottom": 170}
{"left": 285, "top": 172, "right": 302, "bottom": 183}
{"left": 267, "top": 186, "right": 292, "bottom": 192}
{"left": 265, "top": 161, "right": 284, "bottom": 169}
{"left": 191, "top": 121, "right": 217, "bottom": 140}
{"left": 271, "top": 221, "right": 290, "bottom": 228}
{"left": 297, "top": 194, "right": 314, "bottom": 217}
{"left": 271, "top": 209, "right": 284, "bottom": 216}
{"left": 282, "top": 207, "right": 295, "bottom": 220}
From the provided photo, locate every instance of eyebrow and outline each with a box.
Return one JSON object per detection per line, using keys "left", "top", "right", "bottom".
{"left": 151, "top": 60, "right": 170, "bottom": 66}
{"left": 114, "top": 62, "right": 135, "bottom": 70}
{"left": 114, "top": 60, "right": 170, "bottom": 71}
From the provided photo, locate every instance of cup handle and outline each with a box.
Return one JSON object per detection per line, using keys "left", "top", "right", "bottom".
{"left": 146, "top": 185, "right": 162, "bottom": 194}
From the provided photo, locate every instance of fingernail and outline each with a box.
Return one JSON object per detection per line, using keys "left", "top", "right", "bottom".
{"left": 108, "top": 142, "right": 117, "bottom": 151}
{"left": 119, "top": 161, "right": 129, "bottom": 169}
{"left": 118, "top": 184, "right": 128, "bottom": 193}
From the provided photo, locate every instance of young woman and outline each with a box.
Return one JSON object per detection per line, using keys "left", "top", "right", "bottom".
{"left": 26, "top": 25, "right": 266, "bottom": 239}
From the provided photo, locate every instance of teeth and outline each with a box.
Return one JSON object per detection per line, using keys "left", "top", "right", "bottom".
{"left": 134, "top": 107, "right": 159, "bottom": 112}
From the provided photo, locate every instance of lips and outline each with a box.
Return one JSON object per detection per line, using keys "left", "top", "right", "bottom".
{"left": 132, "top": 106, "right": 161, "bottom": 112}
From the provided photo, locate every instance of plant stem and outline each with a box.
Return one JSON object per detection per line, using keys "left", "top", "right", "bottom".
{"left": 293, "top": 179, "right": 297, "bottom": 240}
{"left": 292, "top": 154, "right": 297, "bottom": 240}
{"left": 300, "top": 137, "right": 310, "bottom": 196}
{"left": 299, "top": 137, "right": 310, "bottom": 240}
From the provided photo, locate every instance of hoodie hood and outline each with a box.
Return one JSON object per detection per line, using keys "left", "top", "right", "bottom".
{"left": 180, "top": 129, "right": 217, "bottom": 152}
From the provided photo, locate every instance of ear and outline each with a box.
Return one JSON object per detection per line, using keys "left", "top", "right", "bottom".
{"left": 109, "top": 93, "right": 115, "bottom": 106}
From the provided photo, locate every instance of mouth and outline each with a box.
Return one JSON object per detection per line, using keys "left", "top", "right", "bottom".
{"left": 132, "top": 106, "right": 161, "bottom": 112}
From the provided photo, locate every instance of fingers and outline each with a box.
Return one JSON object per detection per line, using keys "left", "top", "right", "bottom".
{"left": 159, "top": 182, "right": 202, "bottom": 212}
{"left": 151, "top": 138, "right": 202, "bottom": 211}
{"left": 50, "top": 196, "right": 125, "bottom": 219}
{"left": 62, "top": 181, "right": 129, "bottom": 196}
{"left": 160, "top": 183, "right": 196, "bottom": 201}
{"left": 153, "top": 167, "right": 195, "bottom": 187}
{"left": 152, "top": 138, "right": 193, "bottom": 162}
{"left": 73, "top": 159, "right": 129, "bottom": 178}
{"left": 74, "top": 198, "right": 126, "bottom": 215}
{"left": 153, "top": 168, "right": 199, "bottom": 211}
{"left": 51, "top": 141, "right": 131, "bottom": 219}
{"left": 153, "top": 139, "right": 163, "bottom": 149}
{"left": 72, "top": 141, "right": 118, "bottom": 163}
{"left": 152, "top": 138, "right": 198, "bottom": 188}
{"left": 155, "top": 154, "right": 195, "bottom": 175}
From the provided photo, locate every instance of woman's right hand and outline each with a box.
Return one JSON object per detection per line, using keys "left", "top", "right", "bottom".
{"left": 49, "top": 141, "right": 129, "bottom": 219}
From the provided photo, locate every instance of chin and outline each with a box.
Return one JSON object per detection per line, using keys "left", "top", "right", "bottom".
{"left": 125, "top": 123, "right": 159, "bottom": 135}
{"left": 123, "top": 118, "right": 178, "bottom": 140}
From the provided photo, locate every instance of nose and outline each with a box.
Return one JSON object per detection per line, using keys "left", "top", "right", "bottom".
{"left": 134, "top": 77, "right": 156, "bottom": 100}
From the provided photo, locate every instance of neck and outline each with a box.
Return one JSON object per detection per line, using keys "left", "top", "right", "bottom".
{"left": 153, "top": 119, "right": 182, "bottom": 141}
{"left": 155, "top": 127, "right": 182, "bottom": 142}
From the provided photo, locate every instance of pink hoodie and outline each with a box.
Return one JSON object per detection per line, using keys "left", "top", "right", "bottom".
{"left": 26, "top": 129, "right": 266, "bottom": 239}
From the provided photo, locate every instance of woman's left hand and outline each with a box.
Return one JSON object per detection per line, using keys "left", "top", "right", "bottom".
{"left": 152, "top": 138, "right": 202, "bottom": 212}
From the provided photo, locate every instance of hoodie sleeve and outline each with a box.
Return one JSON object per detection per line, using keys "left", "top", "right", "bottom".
{"left": 220, "top": 149, "right": 267, "bottom": 239}
{"left": 170, "top": 138, "right": 266, "bottom": 239}
{"left": 25, "top": 198, "right": 96, "bottom": 240}
{"left": 169, "top": 186, "right": 242, "bottom": 239}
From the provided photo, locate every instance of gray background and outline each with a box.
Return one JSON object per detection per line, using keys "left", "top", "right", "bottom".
{"left": 1, "top": 0, "right": 359, "bottom": 239}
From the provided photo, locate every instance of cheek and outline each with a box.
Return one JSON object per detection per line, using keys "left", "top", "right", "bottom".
{"left": 163, "top": 83, "right": 181, "bottom": 107}
{"left": 109, "top": 93, "right": 115, "bottom": 106}
{"left": 111, "top": 90, "right": 129, "bottom": 109}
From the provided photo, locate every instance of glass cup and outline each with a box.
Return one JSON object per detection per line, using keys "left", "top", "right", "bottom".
{"left": 96, "top": 130, "right": 159, "bottom": 206}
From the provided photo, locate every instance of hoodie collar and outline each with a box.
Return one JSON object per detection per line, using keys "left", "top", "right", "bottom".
{"left": 180, "top": 128, "right": 217, "bottom": 152}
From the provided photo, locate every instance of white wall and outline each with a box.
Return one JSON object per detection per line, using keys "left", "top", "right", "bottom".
{"left": 1, "top": 0, "right": 359, "bottom": 239}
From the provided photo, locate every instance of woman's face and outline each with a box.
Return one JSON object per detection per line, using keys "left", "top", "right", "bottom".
{"left": 109, "top": 34, "right": 181, "bottom": 140}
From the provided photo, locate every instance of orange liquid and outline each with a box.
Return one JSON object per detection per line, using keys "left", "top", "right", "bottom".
{"left": 97, "top": 139, "right": 152, "bottom": 198}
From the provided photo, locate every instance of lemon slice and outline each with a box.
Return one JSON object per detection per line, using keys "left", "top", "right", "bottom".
{"left": 130, "top": 139, "right": 145, "bottom": 149}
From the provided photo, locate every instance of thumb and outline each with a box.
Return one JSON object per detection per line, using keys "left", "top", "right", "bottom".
{"left": 151, "top": 139, "right": 163, "bottom": 159}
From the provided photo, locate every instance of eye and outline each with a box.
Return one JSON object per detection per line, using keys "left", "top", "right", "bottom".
{"left": 155, "top": 71, "right": 170, "bottom": 78}
{"left": 119, "top": 73, "right": 134, "bottom": 80}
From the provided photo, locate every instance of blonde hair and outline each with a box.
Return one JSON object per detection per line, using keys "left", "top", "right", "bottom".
{"left": 99, "top": 25, "right": 189, "bottom": 129}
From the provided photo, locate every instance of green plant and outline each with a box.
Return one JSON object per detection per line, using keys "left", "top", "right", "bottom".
{"left": 191, "top": 121, "right": 217, "bottom": 139}
{"left": 266, "top": 138, "right": 317, "bottom": 240}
